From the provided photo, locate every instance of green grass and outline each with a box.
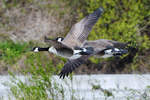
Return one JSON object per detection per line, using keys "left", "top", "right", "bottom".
{"left": 0, "top": 40, "right": 28, "bottom": 64}
{"left": 0, "top": 36, "right": 66, "bottom": 100}
{"left": 8, "top": 57, "right": 71, "bottom": 100}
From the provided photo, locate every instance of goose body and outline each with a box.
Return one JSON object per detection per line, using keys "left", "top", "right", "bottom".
{"left": 49, "top": 46, "right": 82, "bottom": 60}
{"left": 32, "top": 7, "right": 128, "bottom": 79}
{"left": 82, "top": 39, "right": 127, "bottom": 58}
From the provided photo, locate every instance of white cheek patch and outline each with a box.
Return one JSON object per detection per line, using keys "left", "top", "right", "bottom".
{"left": 34, "top": 48, "right": 39, "bottom": 52}
{"left": 58, "top": 38, "right": 62, "bottom": 42}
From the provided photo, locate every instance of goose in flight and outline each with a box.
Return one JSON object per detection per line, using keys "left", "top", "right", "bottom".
{"left": 32, "top": 7, "right": 128, "bottom": 78}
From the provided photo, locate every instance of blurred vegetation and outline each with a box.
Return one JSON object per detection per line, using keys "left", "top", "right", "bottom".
{"left": 8, "top": 56, "right": 68, "bottom": 100}
{"left": 0, "top": 39, "right": 27, "bottom": 64}
{"left": 1, "top": 0, "right": 150, "bottom": 99}
{"left": 0, "top": 0, "right": 149, "bottom": 74}
{"left": 75, "top": 0, "right": 150, "bottom": 72}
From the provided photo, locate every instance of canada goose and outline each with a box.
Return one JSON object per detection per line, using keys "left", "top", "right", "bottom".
{"left": 33, "top": 7, "right": 103, "bottom": 59}
{"left": 32, "top": 7, "right": 128, "bottom": 79}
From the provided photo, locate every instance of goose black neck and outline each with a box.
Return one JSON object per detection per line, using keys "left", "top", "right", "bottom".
{"left": 38, "top": 47, "right": 49, "bottom": 51}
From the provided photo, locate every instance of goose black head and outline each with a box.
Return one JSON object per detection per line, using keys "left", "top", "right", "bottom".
{"left": 32, "top": 47, "right": 39, "bottom": 52}
{"left": 55, "top": 37, "right": 64, "bottom": 42}
{"left": 44, "top": 36, "right": 64, "bottom": 47}
{"left": 32, "top": 47, "right": 49, "bottom": 52}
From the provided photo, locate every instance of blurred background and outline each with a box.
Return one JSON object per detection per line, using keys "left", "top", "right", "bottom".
{"left": 0, "top": 0, "right": 150, "bottom": 75}
{"left": 0, "top": 0, "right": 150, "bottom": 99}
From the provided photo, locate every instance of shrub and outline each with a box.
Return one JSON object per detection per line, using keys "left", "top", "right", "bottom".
{"left": 75, "top": 0, "right": 150, "bottom": 71}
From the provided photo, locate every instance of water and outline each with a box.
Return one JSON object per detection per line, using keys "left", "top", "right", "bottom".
{"left": 0, "top": 74, "right": 150, "bottom": 100}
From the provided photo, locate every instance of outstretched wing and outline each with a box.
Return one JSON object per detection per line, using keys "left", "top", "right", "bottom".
{"left": 83, "top": 39, "right": 127, "bottom": 52}
{"left": 59, "top": 55, "right": 90, "bottom": 79}
{"left": 62, "top": 7, "right": 103, "bottom": 48}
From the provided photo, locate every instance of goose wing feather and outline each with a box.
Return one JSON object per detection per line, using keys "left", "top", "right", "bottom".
{"left": 62, "top": 7, "right": 103, "bottom": 48}
{"left": 83, "top": 39, "right": 127, "bottom": 52}
{"left": 59, "top": 55, "right": 90, "bottom": 79}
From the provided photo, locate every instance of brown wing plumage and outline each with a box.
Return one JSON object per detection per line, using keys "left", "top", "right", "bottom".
{"left": 59, "top": 55, "right": 90, "bottom": 79}
{"left": 83, "top": 39, "right": 127, "bottom": 53}
{"left": 59, "top": 39, "right": 127, "bottom": 79}
{"left": 62, "top": 7, "right": 103, "bottom": 49}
